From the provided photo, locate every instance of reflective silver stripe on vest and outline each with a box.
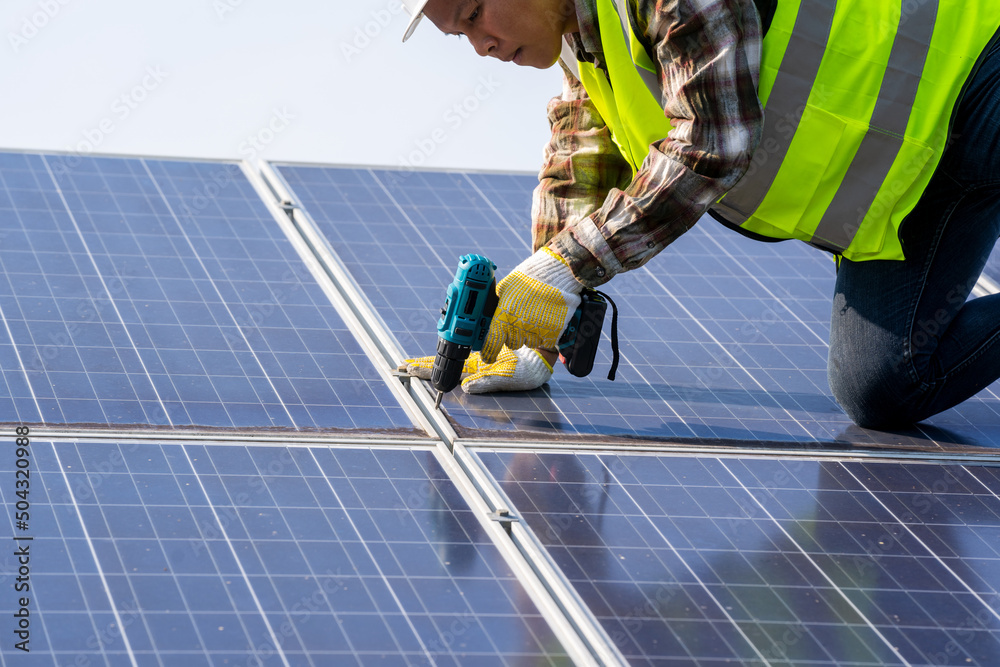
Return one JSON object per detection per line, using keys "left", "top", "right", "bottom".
{"left": 609, "top": 0, "right": 662, "bottom": 102}
{"left": 809, "top": 0, "right": 938, "bottom": 252}
{"left": 713, "top": 0, "right": 836, "bottom": 222}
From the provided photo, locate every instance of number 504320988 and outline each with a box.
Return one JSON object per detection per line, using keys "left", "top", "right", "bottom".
{"left": 14, "top": 426, "right": 30, "bottom": 533}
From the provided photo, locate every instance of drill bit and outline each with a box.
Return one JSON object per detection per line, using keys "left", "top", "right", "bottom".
{"left": 434, "top": 391, "right": 444, "bottom": 409}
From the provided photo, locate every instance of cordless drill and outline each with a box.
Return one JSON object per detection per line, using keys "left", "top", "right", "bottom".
{"left": 431, "top": 254, "right": 499, "bottom": 408}
{"left": 430, "top": 255, "right": 616, "bottom": 409}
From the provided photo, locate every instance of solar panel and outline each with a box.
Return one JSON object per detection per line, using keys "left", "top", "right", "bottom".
{"left": 0, "top": 153, "right": 416, "bottom": 433}
{"left": 475, "top": 449, "right": 1000, "bottom": 665}
{"left": 275, "top": 164, "right": 1000, "bottom": 450}
{"left": 982, "top": 243, "right": 1000, "bottom": 287}
{"left": 271, "top": 166, "right": 532, "bottom": 359}
{"left": 1, "top": 439, "right": 572, "bottom": 665}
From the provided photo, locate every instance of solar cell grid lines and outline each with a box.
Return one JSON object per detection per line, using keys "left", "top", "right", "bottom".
{"left": 277, "top": 162, "right": 1000, "bottom": 450}
{"left": 475, "top": 449, "right": 1000, "bottom": 666}
{"left": 275, "top": 166, "right": 536, "bottom": 359}
{"left": 1, "top": 440, "right": 572, "bottom": 666}
{"left": 0, "top": 153, "right": 415, "bottom": 432}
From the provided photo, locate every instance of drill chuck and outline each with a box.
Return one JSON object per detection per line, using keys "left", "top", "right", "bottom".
{"left": 431, "top": 337, "right": 470, "bottom": 394}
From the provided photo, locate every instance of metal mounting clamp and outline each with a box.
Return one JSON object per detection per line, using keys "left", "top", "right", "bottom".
{"left": 488, "top": 508, "right": 518, "bottom": 534}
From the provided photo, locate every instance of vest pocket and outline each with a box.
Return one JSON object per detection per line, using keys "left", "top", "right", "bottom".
{"left": 752, "top": 104, "right": 862, "bottom": 234}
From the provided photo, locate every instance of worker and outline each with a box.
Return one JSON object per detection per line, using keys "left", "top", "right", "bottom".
{"left": 400, "top": 0, "right": 1000, "bottom": 429}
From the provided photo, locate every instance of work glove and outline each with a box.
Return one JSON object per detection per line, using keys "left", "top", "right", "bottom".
{"left": 480, "top": 247, "right": 583, "bottom": 364}
{"left": 400, "top": 346, "right": 553, "bottom": 393}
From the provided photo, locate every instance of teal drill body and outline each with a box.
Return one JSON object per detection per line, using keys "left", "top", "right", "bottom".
{"left": 431, "top": 254, "right": 499, "bottom": 400}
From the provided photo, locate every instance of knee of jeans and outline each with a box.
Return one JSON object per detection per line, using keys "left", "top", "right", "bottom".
{"left": 828, "top": 350, "right": 922, "bottom": 429}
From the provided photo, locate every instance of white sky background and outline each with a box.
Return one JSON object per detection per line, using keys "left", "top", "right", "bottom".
{"left": 2, "top": 0, "right": 562, "bottom": 173}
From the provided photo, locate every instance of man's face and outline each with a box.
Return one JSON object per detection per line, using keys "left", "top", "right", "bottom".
{"left": 422, "top": 0, "right": 578, "bottom": 69}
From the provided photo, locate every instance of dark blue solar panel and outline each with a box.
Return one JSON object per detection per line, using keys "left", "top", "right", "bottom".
{"left": 476, "top": 449, "right": 1000, "bottom": 666}
{"left": 0, "top": 152, "right": 415, "bottom": 432}
{"left": 276, "top": 165, "right": 1000, "bottom": 449}
{"left": 273, "top": 166, "right": 533, "bottom": 358}
{"left": 659, "top": 227, "right": 1000, "bottom": 449}
{"left": 0, "top": 440, "right": 571, "bottom": 665}
{"left": 983, "top": 244, "right": 1000, "bottom": 287}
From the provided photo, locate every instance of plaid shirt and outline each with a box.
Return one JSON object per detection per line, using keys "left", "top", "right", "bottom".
{"left": 533, "top": 0, "right": 764, "bottom": 286}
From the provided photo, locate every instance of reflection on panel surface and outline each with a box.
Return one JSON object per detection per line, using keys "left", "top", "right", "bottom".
{"left": 0, "top": 441, "right": 570, "bottom": 666}
{"left": 275, "top": 166, "right": 533, "bottom": 358}
{"left": 277, "top": 164, "right": 1000, "bottom": 449}
{"left": 0, "top": 153, "right": 414, "bottom": 432}
{"left": 984, "top": 245, "right": 1000, "bottom": 287}
{"left": 477, "top": 449, "right": 1000, "bottom": 665}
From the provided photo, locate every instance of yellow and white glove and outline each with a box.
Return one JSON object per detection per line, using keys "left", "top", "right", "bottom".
{"left": 480, "top": 247, "right": 583, "bottom": 364}
{"left": 400, "top": 353, "right": 478, "bottom": 381}
{"left": 400, "top": 347, "right": 553, "bottom": 393}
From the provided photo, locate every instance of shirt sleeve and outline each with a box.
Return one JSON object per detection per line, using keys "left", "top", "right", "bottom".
{"left": 547, "top": 0, "right": 764, "bottom": 286}
{"left": 530, "top": 57, "right": 633, "bottom": 253}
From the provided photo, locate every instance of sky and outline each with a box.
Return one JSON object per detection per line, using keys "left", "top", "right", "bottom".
{"left": 3, "top": 0, "right": 563, "bottom": 173}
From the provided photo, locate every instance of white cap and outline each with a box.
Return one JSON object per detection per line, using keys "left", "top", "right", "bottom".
{"left": 401, "top": 0, "right": 432, "bottom": 42}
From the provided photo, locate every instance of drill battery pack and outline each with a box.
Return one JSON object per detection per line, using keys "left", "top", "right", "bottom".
{"left": 558, "top": 289, "right": 609, "bottom": 378}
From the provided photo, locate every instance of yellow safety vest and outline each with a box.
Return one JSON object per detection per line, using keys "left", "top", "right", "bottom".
{"left": 564, "top": 0, "right": 1000, "bottom": 260}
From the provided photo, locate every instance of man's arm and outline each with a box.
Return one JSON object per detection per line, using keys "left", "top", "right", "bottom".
{"left": 531, "top": 56, "right": 633, "bottom": 252}
{"left": 478, "top": 2, "right": 763, "bottom": 364}
{"left": 547, "top": 0, "right": 764, "bottom": 286}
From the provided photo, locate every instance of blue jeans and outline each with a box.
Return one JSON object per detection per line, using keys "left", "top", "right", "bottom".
{"left": 829, "top": 37, "right": 1000, "bottom": 429}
